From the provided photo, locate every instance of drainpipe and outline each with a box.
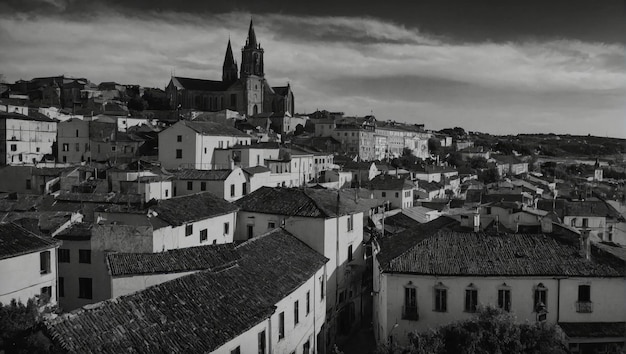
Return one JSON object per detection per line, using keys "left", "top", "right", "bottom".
{"left": 313, "top": 269, "right": 317, "bottom": 354}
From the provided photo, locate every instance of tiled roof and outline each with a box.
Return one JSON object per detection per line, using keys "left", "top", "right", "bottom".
{"left": 381, "top": 230, "right": 625, "bottom": 277}
{"left": 172, "top": 76, "right": 229, "bottom": 92}
{"left": 559, "top": 322, "right": 625, "bottom": 338}
{"left": 150, "top": 192, "right": 238, "bottom": 226}
{"left": 0, "top": 223, "right": 61, "bottom": 260}
{"left": 242, "top": 166, "right": 271, "bottom": 175}
{"left": 106, "top": 244, "right": 240, "bottom": 276}
{"left": 55, "top": 192, "right": 143, "bottom": 204}
{"left": 181, "top": 120, "right": 251, "bottom": 137}
{"left": 340, "top": 161, "right": 375, "bottom": 170}
{"left": 0, "top": 111, "right": 56, "bottom": 122}
{"left": 46, "top": 228, "right": 327, "bottom": 353}
{"left": 418, "top": 180, "right": 444, "bottom": 192}
{"left": 368, "top": 175, "right": 414, "bottom": 191}
{"left": 171, "top": 169, "right": 233, "bottom": 181}
{"left": 236, "top": 187, "right": 380, "bottom": 218}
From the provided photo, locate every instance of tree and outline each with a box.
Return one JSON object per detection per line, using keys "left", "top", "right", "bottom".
{"left": 377, "top": 306, "right": 569, "bottom": 354}
{"left": 428, "top": 138, "right": 442, "bottom": 155}
{"left": 127, "top": 96, "right": 148, "bottom": 112}
{"left": 0, "top": 298, "right": 59, "bottom": 353}
{"left": 469, "top": 157, "right": 488, "bottom": 170}
{"left": 478, "top": 168, "right": 500, "bottom": 184}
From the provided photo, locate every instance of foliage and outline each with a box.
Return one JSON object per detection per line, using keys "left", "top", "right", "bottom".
{"left": 478, "top": 168, "right": 500, "bottom": 184}
{"left": 428, "top": 138, "right": 442, "bottom": 155}
{"left": 142, "top": 88, "right": 171, "bottom": 110}
{"left": 127, "top": 96, "right": 148, "bottom": 112}
{"left": 376, "top": 306, "right": 569, "bottom": 354}
{"left": 469, "top": 157, "right": 489, "bottom": 170}
{"left": 0, "top": 298, "right": 59, "bottom": 353}
{"left": 439, "top": 127, "right": 466, "bottom": 139}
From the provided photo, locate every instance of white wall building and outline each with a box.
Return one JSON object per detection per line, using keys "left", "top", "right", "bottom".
{"left": 172, "top": 167, "right": 248, "bottom": 201}
{"left": 1, "top": 112, "right": 57, "bottom": 165}
{"left": 0, "top": 223, "right": 61, "bottom": 305}
{"left": 158, "top": 120, "right": 252, "bottom": 170}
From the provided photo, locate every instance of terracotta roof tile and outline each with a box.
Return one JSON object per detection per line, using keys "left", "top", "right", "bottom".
{"left": 369, "top": 175, "right": 414, "bottom": 190}
{"left": 0, "top": 223, "right": 61, "bottom": 260}
{"left": 381, "top": 230, "right": 625, "bottom": 277}
{"left": 107, "top": 244, "right": 240, "bottom": 276}
{"left": 181, "top": 120, "right": 250, "bottom": 137}
{"left": 171, "top": 169, "right": 233, "bottom": 181}
{"left": 46, "top": 229, "right": 327, "bottom": 353}
{"left": 150, "top": 192, "right": 238, "bottom": 227}
{"left": 559, "top": 322, "right": 625, "bottom": 338}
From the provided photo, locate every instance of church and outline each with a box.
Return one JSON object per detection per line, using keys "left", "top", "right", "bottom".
{"left": 166, "top": 20, "right": 295, "bottom": 117}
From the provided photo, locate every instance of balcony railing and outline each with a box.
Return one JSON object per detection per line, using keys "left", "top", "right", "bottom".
{"left": 402, "top": 305, "right": 419, "bottom": 321}
{"left": 576, "top": 301, "right": 593, "bottom": 313}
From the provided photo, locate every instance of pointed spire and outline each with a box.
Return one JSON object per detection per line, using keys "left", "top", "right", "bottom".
{"left": 247, "top": 18, "right": 257, "bottom": 48}
{"left": 224, "top": 39, "right": 235, "bottom": 66}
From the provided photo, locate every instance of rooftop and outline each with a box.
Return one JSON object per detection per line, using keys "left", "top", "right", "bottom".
{"left": 106, "top": 244, "right": 240, "bottom": 276}
{"left": 46, "top": 229, "right": 327, "bottom": 353}
{"left": 368, "top": 175, "right": 414, "bottom": 191}
{"left": 179, "top": 120, "right": 251, "bottom": 138}
{"left": 380, "top": 229, "right": 625, "bottom": 277}
{"left": 235, "top": 186, "right": 380, "bottom": 218}
{"left": 558, "top": 322, "right": 625, "bottom": 338}
{"left": 150, "top": 192, "right": 238, "bottom": 227}
{"left": 171, "top": 76, "right": 230, "bottom": 92}
{"left": 171, "top": 169, "right": 233, "bottom": 181}
{"left": 0, "top": 111, "right": 57, "bottom": 122}
{"left": 0, "top": 223, "right": 61, "bottom": 260}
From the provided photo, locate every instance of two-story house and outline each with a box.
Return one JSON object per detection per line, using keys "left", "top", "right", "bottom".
{"left": 0, "top": 223, "right": 61, "bottom": 305}
{"left": 171, "top": 167, "right": 248, "bottom": 201}
{"left": 373, "top": 217, "right": 626, "bottom": 352}
{"left": 368, "top": 174, "right": 415, "bottom": 210}
{"left": 46, "top": 228, "right": 329, "bottom": 354}
{"left": 158, "top": 120, "right": 252, "bottom": 170}
{"left": 1, "top": 112, "right": 57, "bottom": 165}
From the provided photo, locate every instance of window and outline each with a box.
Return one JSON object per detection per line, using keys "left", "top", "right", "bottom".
{"left": 78, "top": 249, "right": 91, "bottom": 264}
{"left": 78, "top": 277, "right": 93, "bottom": 299}
{"left": 165, "top": 189, "right": 169, "bottom": 197}
{"left": 306, "top": 291, "right": 311, "bottom": 315}
{"left": 395, "top": 192, "right": 399, "bottom": 198}
{"left": 200, "top": 229, "right": 208, "bottom": 242}
{"left": 85, "top": 143, "right": 89, "bottom": 151}
{"left": 111, "top": 146, "right": 117, "bottom": 152}
{"left": 185, "top": 224, "right": 193, "bottom": 236}
{"left": 177, "top": 135, "right": 182, "bottom": 142}
{"left": 10, "top": 144, "right": 17, "bottom": 151}
{"left": 176, "top": 149, "right": 182, "bottom": 159}
{"left": 200, "top": 182, "right": 206, "bottom": 191}
{"left": 187, "top": 181, "right": 193, "bottom": 190}
{"left": 218, "top": 141, "right": 224, "bottom": 148}
{"left": 403, "top": 286, "right": 418, "bottom": 320}
{"left": 434, "top": 284, "right": 447, "bottom": 312}
{"left": 498, "top": 287, "right": 511, "bottom": 312}
{"left": 75, "top": 143, "right": 80, "bottom": 152}
{"left": 75, "top": 129, "right": 79, "bottom": 137}
{"left": 347, "top": 244, "right": 353, "bottom": 262}
{"left": 465, "top": 285, "right": 478, "bottom": 313}
{"left": 303, "top": 340, "right": 310, "bottom": 354}
{"left": 230, "top": 347, "right": 240, "bottom": 354}
{"left": 41, "top": 286, "right": 52, "bottom": 302}
{"left": 26, "top": 179, "right": 31, "bottom": 190}
{"left": 59, "top": 277, "right": 64, "bottom": 297}
{"left": 534, "top": 283, "right": 548, "bottom": 312}
{"left": 582, "top": 218, "right": 588, "bottom": 227}
{"left": 258, "top": 330, "right": 266, "bottom": 354}
{"left": 268, "top": 221, "right": 276, "bottom": 229}
{"left": 577, "top": 284, "right": 592, "bottom": 313}
{"left": 382, "top": 192, "right": 386, "bottom": 197}
{"left": 230, "top": 184, "right": 235, "bottom": 197}
{"left": 242, "top": 182, "right": 247, "bottom": 195}
{"left": 62, "top": 143, "right": 69, "bottom": 151}
{"left": 40, "top": 251, "right": 51, "bottom": 274}
{"left": 59, "top": 249, "right": 70, "bottom": 263}
{"left": 223, "top": 222, "right": 230, "bottom": 235}
{"left": 294, "top": 300, "right": 299, "bottom": 325}
{"left": 278, "top": 312, "right": 285, "bottom": 339}
{"left": 247, "top": 225, "right": 254, "bottom": 239}
{"left": 347, "top": 214, "right": 354, "bottom": 232}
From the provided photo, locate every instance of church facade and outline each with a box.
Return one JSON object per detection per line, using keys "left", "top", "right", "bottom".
{"left": 166, "top": 20, "right": 294, "bottom": 117}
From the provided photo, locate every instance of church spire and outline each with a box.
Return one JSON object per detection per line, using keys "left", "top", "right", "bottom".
{"left": 222, "top": 39, "right": 238, "bottom": 84}
{"left": 246, "top": 18, "right": 257, "bottom": 48}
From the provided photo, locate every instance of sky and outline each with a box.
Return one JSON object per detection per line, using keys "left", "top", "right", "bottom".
{"left": 1, "top": 0, "right": 625, "bottom": 137}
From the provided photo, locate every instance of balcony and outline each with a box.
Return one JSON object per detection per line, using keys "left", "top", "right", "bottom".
{"left": 576, "top": 301, "right": 593, "bottom": 313}
{"left": 402, "top": 305, "right": 419, "bottom": 321}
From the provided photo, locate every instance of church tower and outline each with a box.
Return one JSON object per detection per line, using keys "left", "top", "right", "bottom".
{"left": 240, "top": 19, "right": 264, "bottom": 78}
{"left": 222, "top": 39, "right": 238, "bottom": 84}
{"left": 240, "top": 19, "right": 264, "bottom": 116}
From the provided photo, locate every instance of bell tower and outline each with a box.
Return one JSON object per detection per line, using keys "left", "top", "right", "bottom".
{"left": 240, "top": 19, "right": 264, "bottom": 78}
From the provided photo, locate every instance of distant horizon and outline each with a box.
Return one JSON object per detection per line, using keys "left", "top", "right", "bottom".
{"left": 1, "top": 0, "right": 624, "bottom": 138}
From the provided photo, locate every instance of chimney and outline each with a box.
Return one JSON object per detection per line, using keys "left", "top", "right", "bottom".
{"left": 579, "top": 229, "right": 591, "bottom": 260}
{"left": 473, "top": 210, "right": 480, "bottom": 232}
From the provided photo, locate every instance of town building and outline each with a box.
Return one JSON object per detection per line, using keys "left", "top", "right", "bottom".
{"left": 171, "top": 167, "right": 248, "bottom": 201}
{"left": 46, "top": 229, "right": 328, "bottom": 354}
{"left": 234, "top": 187, "right": 383, "bottom": 349}
{"left": 1, "top": 112, "right": 57, "bottom": 165}
{"left": 0, "top": 223, "right": 61, "bottom": 305}
{"left": 368, "top": 174, "right": 415, "bottom": 209}
{"left": 158, "top": 120, "right": 252, "bottom": 170}
{"left": 166, "top": 20, "right": 294, "bottom": 117}
{"left": 373, "top": 217, "right": 626, "bottom": 352}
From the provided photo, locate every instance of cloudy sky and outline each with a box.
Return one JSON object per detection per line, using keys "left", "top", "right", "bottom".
{"left": 1, "top": 0, "right": 625, "bottom": 137}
